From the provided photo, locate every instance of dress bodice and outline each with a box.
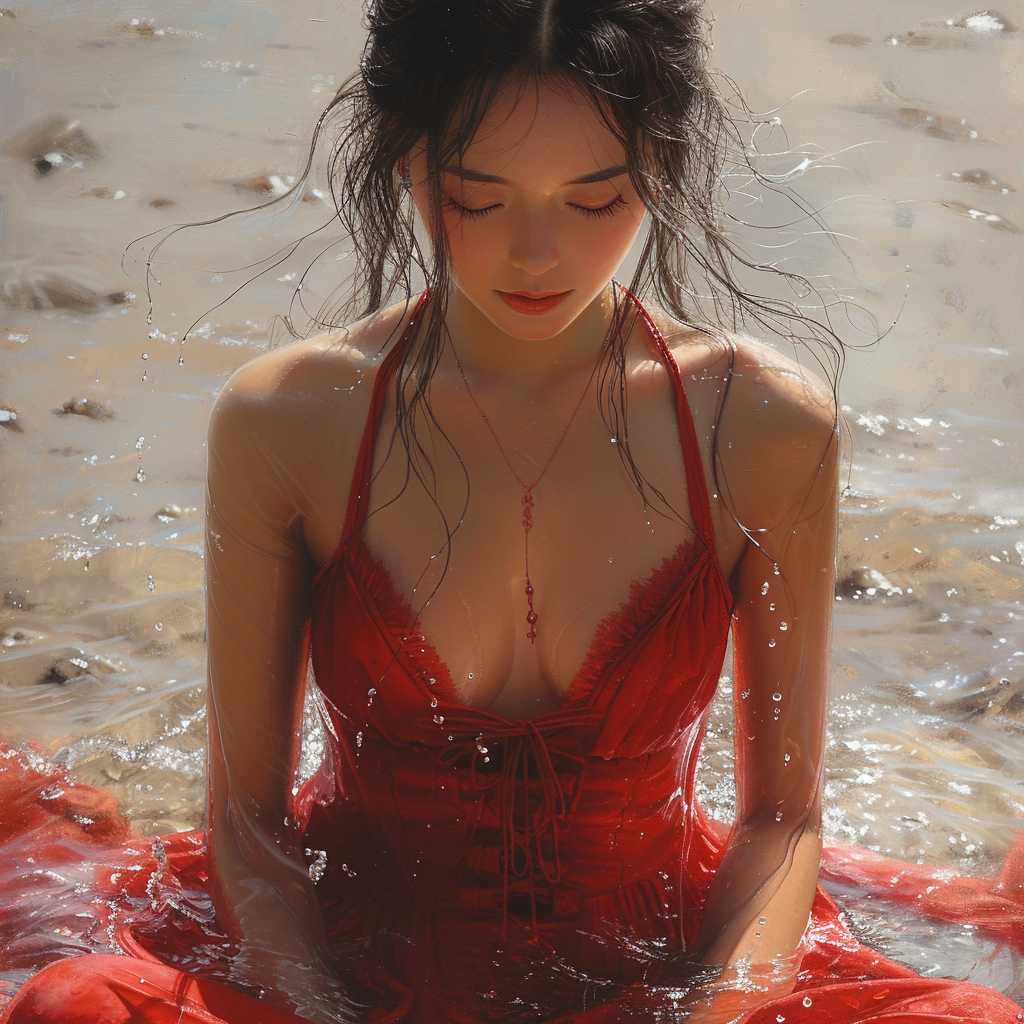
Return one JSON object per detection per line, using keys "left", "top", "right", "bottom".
{"left": 301, "top": 292, "right": 734, "bottom": 941}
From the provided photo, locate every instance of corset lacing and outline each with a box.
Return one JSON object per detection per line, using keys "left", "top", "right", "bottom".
{"left": 422, "top": 706, "right": 601, "bottom": 938}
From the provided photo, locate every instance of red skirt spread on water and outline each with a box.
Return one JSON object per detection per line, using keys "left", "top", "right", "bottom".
{"left": 3, "top": 295, "right": 1023, "bottom": 1023}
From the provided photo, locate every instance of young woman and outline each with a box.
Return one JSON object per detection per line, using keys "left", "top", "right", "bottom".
{"left": 2, "top": 2, "right": 1023, "bottom": 1023}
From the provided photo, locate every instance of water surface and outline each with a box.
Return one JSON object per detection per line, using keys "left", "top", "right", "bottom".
{"left": 0, "top": 0, "right": 1022, "bottom": 999}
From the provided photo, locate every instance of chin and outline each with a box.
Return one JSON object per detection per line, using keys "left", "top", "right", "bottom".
{"left": 491, "top": 318, "right": 574, "bottom": 341}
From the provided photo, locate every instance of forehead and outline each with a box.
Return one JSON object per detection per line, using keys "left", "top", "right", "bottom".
{"left": 453, "top": 77, "right": 625, "bottom": 181}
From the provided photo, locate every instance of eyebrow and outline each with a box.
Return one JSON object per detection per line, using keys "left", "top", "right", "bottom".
{"left": 440, "top": 164, "right": 628, "bottom": 186}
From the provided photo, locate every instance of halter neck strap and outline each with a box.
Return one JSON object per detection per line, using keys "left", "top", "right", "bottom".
{"left": 341, "top": 292, "right": 430, "bottom": 544}
{"left": 624, "top": 289, "right": 719, "bottom": 554}
{"left": 341, "top": 288, "right": 718, "bottom": 556}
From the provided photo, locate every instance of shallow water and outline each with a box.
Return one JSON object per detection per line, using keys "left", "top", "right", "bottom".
{"left": 1, "top": 0, "right": 1022, "bottom": 1002}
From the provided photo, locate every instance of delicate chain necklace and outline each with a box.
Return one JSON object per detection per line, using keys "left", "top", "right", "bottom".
{"left": 450, "top": 342, "right": 597, "bottom": 643}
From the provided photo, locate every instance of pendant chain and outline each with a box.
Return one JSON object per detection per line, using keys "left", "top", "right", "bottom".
{"left": 450, "top": 343, "right": 597, "bottom": 643}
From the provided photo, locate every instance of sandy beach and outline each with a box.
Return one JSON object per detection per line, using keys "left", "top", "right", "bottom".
{"left": 1, "top": 0, "right": 1022, "bottom": 996}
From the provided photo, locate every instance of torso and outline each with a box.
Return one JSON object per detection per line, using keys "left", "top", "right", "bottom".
{"left": 250, "top": 294, "right": 748, "bottom": 720}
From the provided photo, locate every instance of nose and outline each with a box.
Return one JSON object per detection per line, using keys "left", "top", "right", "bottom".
{"left": 508, "top": 207, "right": 560, "bottom": 277}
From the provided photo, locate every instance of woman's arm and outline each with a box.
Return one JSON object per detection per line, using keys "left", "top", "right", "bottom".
{"left": 686, "top": 343, "right": 839, "bottom": 1018}
{"left": 204, "top": 365, "right": 346, "bottom": 1020}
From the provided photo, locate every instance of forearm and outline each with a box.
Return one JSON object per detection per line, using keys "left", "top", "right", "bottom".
{"left": 680, "top": 820, "right": 821, "bottom": 1022}
{"left": 209, "top": 811, "right": 349, "bottom": 1022}
{"left": 695, "top": 820, "right": 821, "bottom": 969}
{"left": 211, "top": 810, "right": 332, "bottom": 967}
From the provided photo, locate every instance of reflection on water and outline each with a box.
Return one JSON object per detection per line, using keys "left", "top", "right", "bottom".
{"left": 0, "top": 0, "right": 1021, "bottom": 999}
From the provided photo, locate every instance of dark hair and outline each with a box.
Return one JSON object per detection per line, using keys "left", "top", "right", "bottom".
{"left": 147, "top": 0, "right": 848, "bottom": 555}
{"left": 310, "top": 0, "right": 841, "bottom": 526}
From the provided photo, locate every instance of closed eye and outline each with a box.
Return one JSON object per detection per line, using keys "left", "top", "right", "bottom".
{"left": 444, "top": 197, "right": 502, "bottom": 220}
{"left": 444, "top": 194, "right": 629, "bottom": 220}
{"left": 569, "top": 194, "right": 628, "bottom": 219}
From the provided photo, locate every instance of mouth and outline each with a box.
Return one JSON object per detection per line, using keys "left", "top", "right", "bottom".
{"left": 496, "top": 290, "right": 571, "bottom": 315}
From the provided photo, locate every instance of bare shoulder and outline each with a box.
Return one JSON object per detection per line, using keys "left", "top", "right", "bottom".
{"left": 722, "top": 333, "right": 837, "bottom": 438}
{"left": 208, "top": 299, "right": 417, "bottom": 446}
{"left": 719, "top": 333, "right": 838, "bottom": 528}
{"left": 651, "top": 310, "right": 831, "bottom": 422}
{"left": 650, "top": 309, "right": 838, "bottom": 527}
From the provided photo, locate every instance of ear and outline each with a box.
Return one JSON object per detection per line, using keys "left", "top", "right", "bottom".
{"left": 395, "top": 155, "right": 412, "bottom": 191}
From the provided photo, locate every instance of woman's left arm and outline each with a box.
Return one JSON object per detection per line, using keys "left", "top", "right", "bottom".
{"left": 686, "top": 344, "right": 840, "bottom": 1017}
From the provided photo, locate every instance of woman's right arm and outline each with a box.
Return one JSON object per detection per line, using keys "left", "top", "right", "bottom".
{"left": 204, "top": 365, "right": 345, "bottom": 1019}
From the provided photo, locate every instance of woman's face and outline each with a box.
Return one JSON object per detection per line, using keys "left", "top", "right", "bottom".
{"left": 408, "top": 78, "right": 647, "bottom": 341}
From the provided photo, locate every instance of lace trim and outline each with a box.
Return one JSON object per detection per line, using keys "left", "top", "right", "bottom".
{"left": 562, "top": 539, "right": 705, "bottom": 705}
{"left": 345, "top": 536, "right": 705, "bottom": 712}
{"left": 345, "top": 538, "right": 462, "bottom": 705}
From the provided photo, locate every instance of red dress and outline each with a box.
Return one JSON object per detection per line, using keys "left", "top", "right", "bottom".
{"left": 2, "top": 298, "right": 1023, "bottom": 1024}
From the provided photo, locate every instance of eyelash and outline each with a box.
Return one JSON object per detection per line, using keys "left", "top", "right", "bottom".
{"left": 571, "top": 195, "right": 629, "bottom": 219}
{"left": 444, "top": 199, "right": 500, "bottom": 220}
{"left": 444, "top": 194, "right": 628, "bottom": 220}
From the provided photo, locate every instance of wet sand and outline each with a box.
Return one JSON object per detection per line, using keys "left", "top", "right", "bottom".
{"left": 0, "top": 0, "right": 1022, "bottom": 995}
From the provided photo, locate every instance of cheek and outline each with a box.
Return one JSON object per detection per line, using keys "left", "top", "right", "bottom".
{"left": 568, "top": 212, "right": 646, "bottom": 271}
{"left": 443, "top": 205, "right": 647, "bottom": 284}
{"left": 443, "top": 216, "right": 505, "bottom": 276}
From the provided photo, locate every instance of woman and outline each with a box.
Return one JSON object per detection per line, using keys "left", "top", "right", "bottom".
{"left": 2, "top": 2, "right": 1022, "bottom": 1022}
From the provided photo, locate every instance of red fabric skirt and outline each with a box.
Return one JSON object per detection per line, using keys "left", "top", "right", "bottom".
{"left": 2, "top": 746, "right": 1022, "bottom": 1024}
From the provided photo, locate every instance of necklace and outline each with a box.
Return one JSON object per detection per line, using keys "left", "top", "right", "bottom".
{"left": 450, "top": 343, "right": 597, "bottom": 644}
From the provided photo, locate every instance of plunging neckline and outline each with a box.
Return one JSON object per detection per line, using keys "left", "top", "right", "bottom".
{"left": 311, "top": 288, "right": 732, "bottom": 725}
{"left": 339, "top": 531, "right": 711, "bottom": 722}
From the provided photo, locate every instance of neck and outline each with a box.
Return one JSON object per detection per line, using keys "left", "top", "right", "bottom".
{"left": 443, "top": 282, "right": 618, "bottom": 387}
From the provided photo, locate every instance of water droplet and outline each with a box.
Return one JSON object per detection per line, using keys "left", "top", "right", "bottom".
{"left": 355, "top": 731, "right": 363, "bottom": 748}
{"left": 141, "top": 352, "right": 148, "bottom": 361}
{"left": 178, "top": 356, "right": 184, "bottom": 367}
{"left": 769, "top": 602, "right": 776, "bottom": 611}
{"left": 759, "top": 917, "right": 766, "bottom": 925}
{"left": 803, "top": 997, "right": 813, "bottom": 1008}
{"left": 147, "top": 574, "right": 155, "bottom": 592}
{"left": 761, "top": 582, "right": 769, "bottom": 595}
{"left": 135, "top": 468, "right": 147, "bottom": 482}
{"left": 476, "top": 742, "right": 488, "bottom": 754}
{"left": 467, "top": 672, "right": 474, "bottom": 680}
{"left": 740, "top": 689, "right": 750, "bottom": 699}
{"left": 154, "top": 622, "right": 163, "bottom": 631}
{"left": 430, "top": 697, "right": 438, "bottom": 708}
{"left": 773, "top": 563, "right": 780, "bottom": 575}
{"left": 784, "top": 752, "right": 791, "bottom": 763}
{"left": 768, "top": 638, "right": 776, "bottom": 648}
{"left": 772, "top": 691, "right": 782, "bottom": 701}
{"left": 433, "top": 714, "right": 445, "bottom": 725}
{"left": 366, "top": 687, "right": 376, "bottom": 706}
{"left": 428, "top": 677, "right": 436, "bottom": 685}
{"left": 779, "top": 621, "right": 788, "bottom": 631}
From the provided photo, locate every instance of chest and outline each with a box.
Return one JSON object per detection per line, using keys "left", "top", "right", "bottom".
{"left": 357, "top": 381, "right": 711, "bottom": 718}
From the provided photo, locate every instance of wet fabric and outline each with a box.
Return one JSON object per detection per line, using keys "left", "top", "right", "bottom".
{"left": 2, "top": 297, "right": 1023, "bottom": 1023}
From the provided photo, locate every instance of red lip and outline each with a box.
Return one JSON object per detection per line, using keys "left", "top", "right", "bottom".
{"left": 496, "top": 290, "right": 571, "bottom": 315}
